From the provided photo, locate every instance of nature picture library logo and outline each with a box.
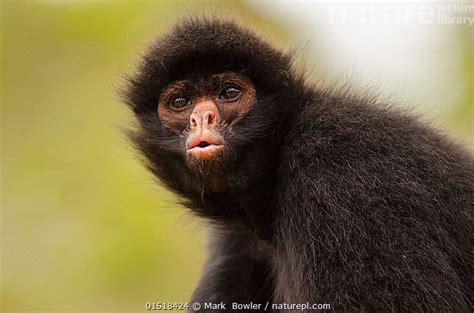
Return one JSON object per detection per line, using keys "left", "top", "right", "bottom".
{"left": 328, "top": 2, "right": 474, "bottom": 26}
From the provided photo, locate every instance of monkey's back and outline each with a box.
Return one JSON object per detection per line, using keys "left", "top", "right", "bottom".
{"left": 274, "top": 90, "right": 474, "bottom": 310}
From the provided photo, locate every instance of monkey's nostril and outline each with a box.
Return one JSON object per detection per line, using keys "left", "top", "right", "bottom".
{"left": 190, "top": 114, "right": 198, "bottom": 128}
{"left": 205, "top": 111, "right": 216, "bottom": 125}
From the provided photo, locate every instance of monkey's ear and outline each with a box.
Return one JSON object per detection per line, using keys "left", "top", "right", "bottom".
{"left": 122, "top": 18, "right": 294, "bottom": 115}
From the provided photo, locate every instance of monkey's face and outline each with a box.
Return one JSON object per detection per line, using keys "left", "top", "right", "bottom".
{"left": 157, "top": 72, "right": 256, "bottom": 176}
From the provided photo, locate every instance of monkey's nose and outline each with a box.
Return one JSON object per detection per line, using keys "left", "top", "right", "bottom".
{"left": 190, "top": 111, "right": 217, "bottom": 127}
{"left": 190, "top": 100, "right": 219, "bottom": 129}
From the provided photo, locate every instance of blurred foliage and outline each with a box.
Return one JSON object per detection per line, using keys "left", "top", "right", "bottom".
{"left": 0, "top": 1, "right": 290, "bottom": 312}
{"left": 0, "top": 1, "right": 472, "bottom": 313}
{"left": 447, "top": 25, "right": 474, "bottom": 144}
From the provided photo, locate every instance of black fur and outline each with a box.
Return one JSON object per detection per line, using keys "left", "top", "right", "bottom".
{"left": 122, "top": 18, "right": 473, "bottom": 312}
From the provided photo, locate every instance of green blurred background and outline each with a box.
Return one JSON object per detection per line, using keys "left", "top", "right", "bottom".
{"left": 1, "top": 1, "right": 472, "bottom": 312}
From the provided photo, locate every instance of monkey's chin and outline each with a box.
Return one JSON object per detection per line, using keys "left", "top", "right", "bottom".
{"left": 187, "top": 144, "right": 224, "bottom": 160}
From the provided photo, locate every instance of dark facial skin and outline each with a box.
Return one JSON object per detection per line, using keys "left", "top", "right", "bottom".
{"left": 157, "top": 72, "right": 256, "bottom": 165}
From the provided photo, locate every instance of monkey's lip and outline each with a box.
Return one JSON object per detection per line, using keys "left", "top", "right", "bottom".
{"left": 186, "top": 135, "right": 224, "bottom": 150}
{"left": 186, "top": 135, "right": 225, "bottom": 159}
{"left": 187, "top": 143, "right": 224, "bottom": 159}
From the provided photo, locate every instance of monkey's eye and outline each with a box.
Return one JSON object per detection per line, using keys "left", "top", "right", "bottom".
{"left": 218, "top": 85, "right": 242, "bottom": 101}
{"left": 170, "top": 96, "right": 191, "bottom": 110}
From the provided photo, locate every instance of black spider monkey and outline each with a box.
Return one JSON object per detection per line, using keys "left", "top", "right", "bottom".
{"left": 122, "top": 18, "right": 473, "bottom": 312}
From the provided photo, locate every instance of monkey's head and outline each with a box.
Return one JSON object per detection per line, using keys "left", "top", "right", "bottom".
{"left": 123, "top": 18, "right": 298, "bottom": 200}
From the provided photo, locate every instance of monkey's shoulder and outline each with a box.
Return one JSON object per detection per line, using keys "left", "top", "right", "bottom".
{"left": 286, "top": 93, "right": 470, "bottom": 165}
{"left": 279, "top": 93, "right": 474, "bottom": 202}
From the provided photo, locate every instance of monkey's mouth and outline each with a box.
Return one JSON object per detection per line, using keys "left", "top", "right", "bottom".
{"left": 186, "top": 139, "right": 224, "bottom": 159}
{"left": 197, "top": 141, "right": 212, "bottom": 148}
